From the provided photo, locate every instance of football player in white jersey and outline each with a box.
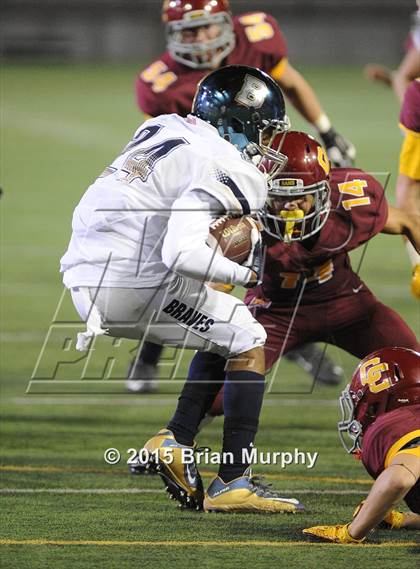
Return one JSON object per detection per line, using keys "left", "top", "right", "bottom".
{"left": 61, "top": 65, "right": 303, "bottom": 513}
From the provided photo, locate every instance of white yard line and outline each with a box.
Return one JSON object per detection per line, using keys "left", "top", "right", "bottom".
{"left": 0, "top": 488, "right": 365, "bottom": 495}
{"left": 10, "top": 397, "right": 336, "bottom": 406}
{"left": 11, "top": 396, "right": 178, "bottom": 406}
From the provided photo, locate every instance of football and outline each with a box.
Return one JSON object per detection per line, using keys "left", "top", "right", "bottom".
{"left": 206, "top": 215, "right": 255, "bottom": 264}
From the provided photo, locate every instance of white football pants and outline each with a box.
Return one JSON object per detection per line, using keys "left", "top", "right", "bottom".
{"left": 70, "top": 274, "right": 266, "bottom": 358}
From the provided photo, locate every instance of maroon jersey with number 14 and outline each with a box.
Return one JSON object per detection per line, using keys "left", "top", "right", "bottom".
{"left": 254, "top": 167, "right": 388, "bottom": 307}
{"left": 136, "top": 12, "right": 288, "bottom": 117}
{"left": 244, "top": 167, "right": 419, "bottom": 366}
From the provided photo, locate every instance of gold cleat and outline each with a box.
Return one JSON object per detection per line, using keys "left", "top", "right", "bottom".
{"left": 140, "top": 429, "right": 204, "bottom": 510}
{"left": 204, "top": 469, "right": 304, "bottom": 513}
{"left": 411, "top": 264, "right": 420, "bottom": 299}
{"left": 380, "top": 509, "right": 405, "bottom": 529}
{"left": 303, "top": 523, "right": 365, "bottom": 544}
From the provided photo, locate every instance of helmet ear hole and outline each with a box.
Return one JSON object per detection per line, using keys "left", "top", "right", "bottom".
{"left": 367, "top": 402, "right": 379, "bottom": 420}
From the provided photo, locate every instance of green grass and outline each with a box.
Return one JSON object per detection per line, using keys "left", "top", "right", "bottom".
{"left": 1, "top": 64, "right": 419, "bottom": 568}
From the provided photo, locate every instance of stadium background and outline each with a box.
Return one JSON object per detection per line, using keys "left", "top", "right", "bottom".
{"left": 1, "top": 1, "right": 419, "bottom": 567}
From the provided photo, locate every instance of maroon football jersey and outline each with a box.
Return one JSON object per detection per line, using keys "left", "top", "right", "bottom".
{"left": 400, "top": 79, "right": 420, "bottom": 133}
{"left": 361, "top": 405, "right": 420, "bottom": 513}
{"left": 136, "top": 12, "right": 288, "bottom": 116}
{"left": 255, "top": 168, "right": 388, "bottom": 306}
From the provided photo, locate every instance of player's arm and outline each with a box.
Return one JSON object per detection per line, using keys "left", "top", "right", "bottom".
{"left": 349, "top": 452, "right": 420, "bottom": 539}
{"left": 275, "top": 61, "right": 355, "bottom": 167}
{"left": 381, "top": 204, "right": 420, "bottom": 254}
{"left": 396, "top": 173, "right": 420, "bottom": 213}
{"left": 303, "top": 451, "right": 420, "bottom": 543}
{"left": 162, "top": 189, "right": 256, "bottom": 286}
{"left": 275, "top": 61, "right": 323, "bottom": 125}
{"left": 365, "top": 49, "right": 420, "bottom": 103}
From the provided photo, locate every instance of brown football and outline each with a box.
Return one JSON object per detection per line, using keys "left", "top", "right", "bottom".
{"left": 207, "top": 216, "right": 254, "bottom": 264}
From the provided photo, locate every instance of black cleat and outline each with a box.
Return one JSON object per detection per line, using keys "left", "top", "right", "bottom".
{"left": 285, "top": 344, "right": 344, "bottom": 386}
{"left": 126, "top": 359, "right": 159, "bottom": 394}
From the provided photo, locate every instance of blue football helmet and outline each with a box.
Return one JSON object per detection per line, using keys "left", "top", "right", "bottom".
{"left": 192, "top": 65, "right": 289, "bottom": 152}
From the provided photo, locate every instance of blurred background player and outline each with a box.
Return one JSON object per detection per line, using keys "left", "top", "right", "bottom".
{"left": 303, "top": 347, "right": 420, "bottom": 544}
{"left": 364, "top": 2, "right": 420, "bottom": 103}
{"left": 129, "top": 0, "right": 356, "bottom": 393}
{"left": 365, "top": 3, "right": 420, "bottom": 297}
{"left": 398, "top": 79, "right": 420, "bottom": 297}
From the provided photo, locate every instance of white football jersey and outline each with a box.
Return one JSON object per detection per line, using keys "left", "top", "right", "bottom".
{"left": 60, "top": 114, "right": 268, "bottom": 288}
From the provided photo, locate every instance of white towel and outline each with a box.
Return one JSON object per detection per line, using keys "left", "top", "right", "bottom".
{"left": 73, "top": 288, "right": 108, "bottom": 351}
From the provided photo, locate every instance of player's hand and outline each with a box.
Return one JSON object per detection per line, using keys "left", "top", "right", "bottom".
{"left": 242, "top": 224, "right": 265, "bottom": 288}
{"left": 320, "top": 128, "right": 356, "bottom": 168}
{"left": 302, "top": 523, "right": 365, "bottom": 544}
{"left": 364, "top": 64, "right": 393, "bottom": 87}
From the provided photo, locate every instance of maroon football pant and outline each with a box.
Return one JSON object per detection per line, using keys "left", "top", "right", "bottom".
{"left": 255, "top": 288, "right": 419, "bottom": 371}
{"left": 208, "top": 289, "right": 418, "bottom": 415}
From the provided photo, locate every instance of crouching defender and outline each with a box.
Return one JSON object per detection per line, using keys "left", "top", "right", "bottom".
{"left": 60, "top": 65, "right": 303, "bottom": 513}
{"left": 304, "top": 347, "right": 420, "bottom": 543}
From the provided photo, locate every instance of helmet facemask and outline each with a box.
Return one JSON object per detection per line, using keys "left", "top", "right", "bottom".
{"left": 338, "top": 386, "right": 364, "bottom": 454}
{"left": 166, "top": 12, "right": 235, "bottom": 69}
{"left": 260, "top": 178, "right": 331, "bottom": 243}
{"left": 257, "top": 130, "right": 331, "bottom": 243}
{"left": 238, "top": 116, "right": 291, "bottom": 161}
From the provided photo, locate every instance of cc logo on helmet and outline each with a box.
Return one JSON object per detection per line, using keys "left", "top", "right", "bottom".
{"left": 235, "top": 75, "right": 268, "bottom": 109}
{"left": 317, "top": 147, "right": 330, "bottom": 176}
{"left": 360, "top": 357, "right": 391, "bottom": 393}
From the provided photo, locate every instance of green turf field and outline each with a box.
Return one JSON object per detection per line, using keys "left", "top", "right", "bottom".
{"left": 1, "top": 64, "right": 419, "bottom": 568}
